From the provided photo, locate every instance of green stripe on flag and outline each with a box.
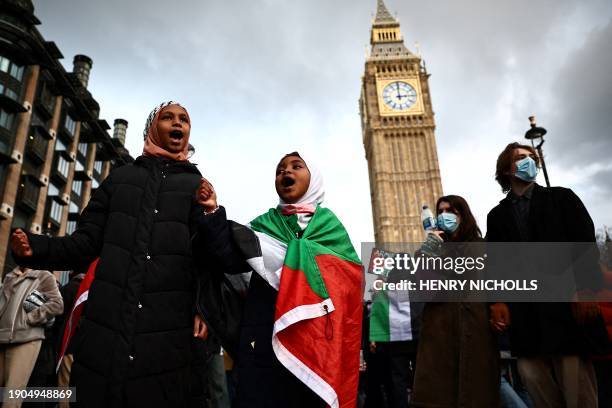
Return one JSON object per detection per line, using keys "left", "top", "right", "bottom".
{"left": 250, "top": 207, "right": 361, "bottom": 300}
{"left": 369, "top": 289, "right": 391, "bottom": 342}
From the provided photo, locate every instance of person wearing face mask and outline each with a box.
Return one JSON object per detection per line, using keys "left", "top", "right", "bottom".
{"left": 411, "top": 195, "right": 500, "bottom": 408}
{"left": 486, "top": 142, "right": 604, "bottom": 408}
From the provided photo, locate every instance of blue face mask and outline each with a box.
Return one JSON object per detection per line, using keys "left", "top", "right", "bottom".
{"left": 437, "top": 212, "right": 459, "bottom": 234}
{"left": 514, "top": 157, "right": 538, "bottom": 182}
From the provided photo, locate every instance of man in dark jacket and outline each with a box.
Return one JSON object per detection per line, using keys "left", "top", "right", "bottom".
{"left": 487, "top": 142, "right": 602, "bottom": 408}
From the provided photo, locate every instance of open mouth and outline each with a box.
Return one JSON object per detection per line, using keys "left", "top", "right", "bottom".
{"left": 169, "top": 130, "right": 184, "bottom": 140}
{"left": 281, "top": 176, "right": 295, "bottom": 188}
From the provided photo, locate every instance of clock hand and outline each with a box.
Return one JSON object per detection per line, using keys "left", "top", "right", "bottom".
{"left": 398, "top": 89, "right": 414, "bottom": 100}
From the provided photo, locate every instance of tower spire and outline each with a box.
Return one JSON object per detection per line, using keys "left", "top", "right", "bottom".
{"left": 374, "top": 0, "right": 397, "bottom": 25}
{"left": 368, "top": 0, "right": 414, "bottom": 59}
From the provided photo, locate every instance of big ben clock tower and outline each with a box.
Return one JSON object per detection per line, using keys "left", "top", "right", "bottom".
{"left": 360, "top": 0, "right": 443, "bottom": 244}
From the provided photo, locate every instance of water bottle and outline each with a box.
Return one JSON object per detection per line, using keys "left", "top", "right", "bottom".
{"left": 421, "top": 205, "right": 437, "bottom": 231}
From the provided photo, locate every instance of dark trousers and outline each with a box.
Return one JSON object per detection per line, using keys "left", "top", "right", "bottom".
{"left": 388, "top": 350, "right": 414, "bottom": 408}
{"left": 594, "top": 360, "right": 612, "bottom": 408}
{"left": 363, "top": 347, "right": 391, "bottom": 408}
{"left": 366, "top": 341, "right": 416, "bottom": 408}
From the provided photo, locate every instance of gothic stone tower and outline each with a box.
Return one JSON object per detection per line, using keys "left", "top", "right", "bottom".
{"left": 360, "top": 0, "right": 443, "bottom": 244}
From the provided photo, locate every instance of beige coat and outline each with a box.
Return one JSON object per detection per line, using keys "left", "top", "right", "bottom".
{"left": 0, "top": 268, "right": 63, "bottom": 344}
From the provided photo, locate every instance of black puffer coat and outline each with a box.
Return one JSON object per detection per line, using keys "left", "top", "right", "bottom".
{"left": 15, "top": 155, "right": 212, "bottom": 407}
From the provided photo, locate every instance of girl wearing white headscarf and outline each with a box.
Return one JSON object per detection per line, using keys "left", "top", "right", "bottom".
{"left": 198, "top": 151, "right": 363, "bottom": 408}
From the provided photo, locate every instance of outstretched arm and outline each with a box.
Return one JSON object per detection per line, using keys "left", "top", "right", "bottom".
{"left": 11, "top": 175, "right": 112, "bottom": 271}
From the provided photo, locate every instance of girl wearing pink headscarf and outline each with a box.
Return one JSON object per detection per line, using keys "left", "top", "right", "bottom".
{"left": 11, "top": 102, "right": 220, "bottom": 407}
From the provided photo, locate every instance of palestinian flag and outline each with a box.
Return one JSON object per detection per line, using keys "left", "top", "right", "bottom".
{"left": 368, "top": 249, "right": 415, "bottom": 342}
{"left": 244, "top": 206, "right": 363, "bottom": 408}
{"left": 369, "top": 285, "right": 414, "bottom": 342}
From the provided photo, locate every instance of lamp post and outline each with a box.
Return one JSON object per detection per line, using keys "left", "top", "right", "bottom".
{"left": 524, "top": 115, "right": 550, "bottom": 187}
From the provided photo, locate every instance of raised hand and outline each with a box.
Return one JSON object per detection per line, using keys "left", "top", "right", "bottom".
{"left": 11, "top": 228, "right": 33, "bottom": 258}
{"left": 193, "top": 314, "right": 208, "bottom": 340}
{"left": 195, "top": 177, "right": 218, "bottom": 213}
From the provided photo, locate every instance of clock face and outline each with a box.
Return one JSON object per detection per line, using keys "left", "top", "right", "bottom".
{"left": 382, "top": 81, "right": 418, "bottom": 111}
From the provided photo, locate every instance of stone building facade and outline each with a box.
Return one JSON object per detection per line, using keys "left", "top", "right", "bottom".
{"left": 0, "top": 0, "right": 132, "bottom": 278}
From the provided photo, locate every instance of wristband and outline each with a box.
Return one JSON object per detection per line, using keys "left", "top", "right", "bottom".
{"left": 203, "top": 206, "right": 220, "bottom": 216}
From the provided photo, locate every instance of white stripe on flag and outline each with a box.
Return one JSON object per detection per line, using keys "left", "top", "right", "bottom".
{"left": 388, "top": 289, "right": 413, "bottom": 341}
{"left": 272, "top": 297, "right": 339, "bottom": 408}
{"left": 274, "top": 298, "right": 335, "bottom": 333}
{"left": 55, "top": 290, "right": 89, "bottom": 373}
{"left": 273, "top": 334, "right": 339, "bottom": 408}
{"left": 246, "top": 229, "right": 287, "bottom": 290}
{"left": 72, "top": 290, "right": 89, "bottom": 311}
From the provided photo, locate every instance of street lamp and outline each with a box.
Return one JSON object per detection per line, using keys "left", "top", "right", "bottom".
{"left": 524, "top": 115, "right": 550, "bottom": 187}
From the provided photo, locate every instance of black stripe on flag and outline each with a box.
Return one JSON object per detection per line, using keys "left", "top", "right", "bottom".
{"left": 230, "top": 220, "right": 262, "bottom": 259}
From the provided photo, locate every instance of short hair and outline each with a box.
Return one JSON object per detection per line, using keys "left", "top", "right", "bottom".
{"left": 495, "top": 142, "right": 540, "bottom": 193}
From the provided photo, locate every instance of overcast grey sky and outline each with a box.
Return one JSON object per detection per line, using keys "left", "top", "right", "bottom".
{"left": 32, "top": 0, "right": 612, "bottom": 247}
